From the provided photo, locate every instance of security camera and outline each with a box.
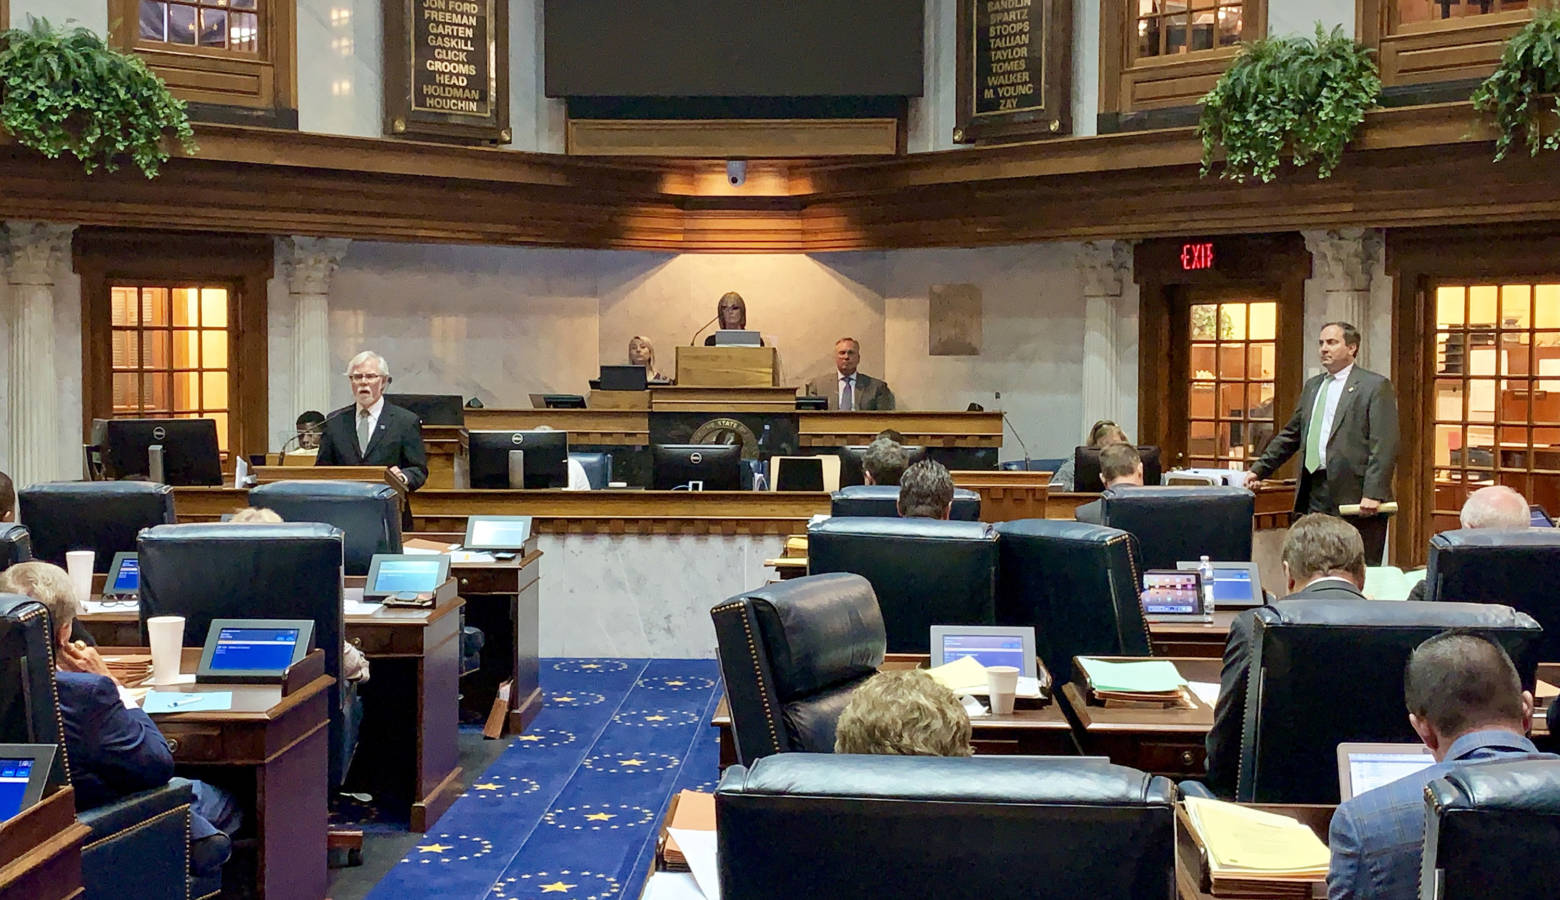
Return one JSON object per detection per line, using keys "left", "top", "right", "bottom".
{"left": 726, "top": 160, "right": 747, "bottom": 186}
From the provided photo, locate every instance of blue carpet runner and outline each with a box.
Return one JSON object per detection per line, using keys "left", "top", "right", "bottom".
{"left": 366, "top": 658, "right": 723, "bottom": 900}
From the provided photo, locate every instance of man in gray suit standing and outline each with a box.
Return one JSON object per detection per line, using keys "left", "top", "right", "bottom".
{"left": 805, "top": 337, "right": 895, "bottom": 411}
{"left": 1244, "top": 322, "right": 1399, "bottom": 562}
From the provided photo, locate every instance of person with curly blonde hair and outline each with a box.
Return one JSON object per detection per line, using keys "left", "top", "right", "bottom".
{"left": 834, "top": 669, "right": 973, "bottom": 757}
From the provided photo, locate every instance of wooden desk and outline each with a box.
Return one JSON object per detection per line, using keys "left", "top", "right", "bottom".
{"left": 1175, "top": 803, "right": 1332, "bottom": 899}
{"left": 134, "top": 649, "right": 332, "bottom": 900}
{"left": 420, "top": 425, "right": 469, "bottom": 489}
{"left": 1150, "top": 613, "right": 1236, "bottom": 659}
{"left": 1061, "top": 657, "right": 1222, "bottom": 779}
{"left": 0, "top": 786, "right": 89, "bottom": 900}
{"left": 711, "top": 653, "right": 1074, "bottom": 768}
{"left": 950, "top": 470, "right": 1050, "bottom": 523}
{"left": 444, "top": 544, "right": 544, "bottom": 734}
{"left": 82, "top": 598, "right": 466, "bottom": 833}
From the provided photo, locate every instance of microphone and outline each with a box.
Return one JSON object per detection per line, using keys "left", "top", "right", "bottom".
{"left": 995, "top": 391, "right": 1031, "bottom": 467}
{"left": 689, "top": 314, "right": 719, "bottom": 346}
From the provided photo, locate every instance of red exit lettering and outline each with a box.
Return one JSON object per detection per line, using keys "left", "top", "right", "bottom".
{"left": 1180, "top": 242, "right": 1215, "bottom": 271}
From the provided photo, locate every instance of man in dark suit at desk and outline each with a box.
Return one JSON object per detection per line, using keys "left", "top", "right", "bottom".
{"left": 1206, "top": 514, "right": 1368, "bottom": 796}
{"left": 805, "top": 338, "right": 895, "bottom": 411}
{"left": 1244, "top": 322, "right": 1398, "bottom": 563}
{"left": 0, "top": 562, "right": 241, "bottom": 876}
{"left": 1074, "top": 443, "right": 1144, "bottom": 524}
{"left": 315, "top": 350, "right": 428, "bottom": 490}
{"left": 1328, "top": 631, "right": 1552, "bottom": 899}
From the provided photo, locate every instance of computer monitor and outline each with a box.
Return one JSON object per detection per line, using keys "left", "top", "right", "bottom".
{"left": 364, "top": 554, "right": 450, "bottom": 599}
{"left": 771, "top": 457, "right": 826, "bottom": 492}
{"left": 598, "top": 366, "right": 648, "bottom": 392}
{"left": 1072, "top": 445, "right": 1163, "bottom": 493}
{"left": 795, "top": 396, "right": 829, "bottom": 411}
{"left": 531, "top": 394, "right": 587, "bottom": 409}
{"left": 384, "top": 394, "right": 465, "bottom": 426}
{"left": 1531, "top": 505, "right": 1554, "bottom": 528}
{"left": 463, "top": 515, "right": 533, "bottom": 551}
{"left": 195, "top": 618, "right": 315, "bottom": 683}
{"left": 102, "top": 418, "right": 222, "bottom": 486}
{"left": 468, "top": 430, "right": 570, "bottom": 489}
{"left": 652, "top": 444, "right": 742, "bottom": 490}
{"left": 0, "top": 745, "right": 55, "bottom": 824}
{"left": 1175, "top": 560, "right": 1265, "bottom": 608}
{"left": 837, "top": 444, "right": 926, "bottom": 487}
{"left": 928, "top": 625, "right": 1038, "bottom": 678}
{"left": 105, "top": 552, "right": 139, "bottom": 597}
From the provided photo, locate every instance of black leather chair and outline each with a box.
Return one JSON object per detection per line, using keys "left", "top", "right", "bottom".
{"left": 18, "top": 481, "right": 176, "bottom": 572}
{"left": 807, "top": 518, "right": 999, "bottom": 653}
{"left": 1235, "top": 598, "right": 1542, "bottom": 803}
{"left": 1420, "top": 759, "right": 1560, "bottom": 900}
{"left": 0, "top": 524, "right": 32, "bottom": 571}
{"left": 248, "top": 480, "right": 401, "bottom": 575}
{"left": 0, "top": 595, "right": 202, "bottom": 899}
{"left": 994, "top": 519, "right": 1151, "bottom": 685}
{"left": 717, "top": 753, "right": 1176, "bottom": 900}
{"left": 568, "top": 451, "right": 612, "bottom": 490}
{"left": 138, "top": 523, "right": 357, "bottom": 790}
{"left": 1423, "top": 528, "right": 1560, "bottom": 662}
{"left": 710, "top": 574, "right": 885, "bottom": 764}
{"left": 1096, "top": 484, "right": 1253, "bottom": 570}
{"left": 829, "top": 484, "right": 982, "bottom": 520}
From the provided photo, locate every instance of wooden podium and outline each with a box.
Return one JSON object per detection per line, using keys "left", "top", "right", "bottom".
{"left": 674, "top": 346, "right": 778, "bottom": 387}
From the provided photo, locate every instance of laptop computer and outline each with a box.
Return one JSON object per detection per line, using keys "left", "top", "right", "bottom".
{"left": 1336, "top": 742, "right": 1435, "bottom": 800}
{"left": 598, "top": 365, "right": 649, "bottom": 392}
{"left": 712, "top": 329, "right": 762, "bottom": 347}
{"left": 1140, "top": 569, "right": 1206, "bottom": 622}
{"left": 1175, "top": 560, "right": 1264, "bottom": 608}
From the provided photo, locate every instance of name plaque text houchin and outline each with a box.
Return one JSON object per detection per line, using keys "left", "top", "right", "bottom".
{"left": 386, "top": 0, "right": 511, "bottom": 144}
{"left": 955, "top": 0, "right": 1071, "bottom": 144}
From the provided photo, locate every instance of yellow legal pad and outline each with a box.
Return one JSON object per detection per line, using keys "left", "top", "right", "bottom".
{"left": 1182, "top": 796, "right": 1331, "bottom": 878}
{"left": 926, "top": 655, "right": 991, "bottom": 694}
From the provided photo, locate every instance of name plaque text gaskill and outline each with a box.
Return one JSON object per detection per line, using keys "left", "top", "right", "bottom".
{"left": 385, "top": 0, "right": 510, "bottom": 144}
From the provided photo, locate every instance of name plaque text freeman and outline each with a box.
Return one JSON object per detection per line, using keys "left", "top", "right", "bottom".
{"left": 385, "top": 0, "right": 510, "bottom": 144}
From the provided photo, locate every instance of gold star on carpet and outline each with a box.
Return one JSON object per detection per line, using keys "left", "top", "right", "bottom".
{"left": 664, "top": 680, "right": 686, "bottom": 686}
{"left": 581, "top": 663, "right": 601, "bottom": 669}
{"left": 554, "top": 695, "right": 576, "bottom": 702}
{"left": 517, "top": 735, "right": 542, "bottom": 742}
{"left": 539, "top": 882, "right": 576, "bottom": 893}
{"left": 416, "top": 843, "right": 452, "bottom": 853}
{"left": 621, "top": 758, "right": 646, "bottom": 767}
{"left": 643, "top": 715, "right": 667, "bottom": 722}
{"left": 472, "top": 782, "right": 500, "bottom": 790}
{"left": 584, "top": 812, "right": 615, "bottom": 821}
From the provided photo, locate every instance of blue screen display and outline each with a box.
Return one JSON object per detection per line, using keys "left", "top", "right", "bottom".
{"left": 111, "top": 557, "right": 139, "bottom": 593}
{"left": 1209, "top": 569, "right": 1255, "bottom": 605}
{"left": 209, "top": 628, "right": 300, "bottom": 671}
{"left": 1531, "top": 506, "right": 1554, "bottom": 528}
{"left": 373, "top": 560, "right": 441, "bottom": 593}
{"left": 0, "top": 759, "right": 34, "bottom": 821}
{"left": 941, "top": 634, "right": 1027, "bottom": 670}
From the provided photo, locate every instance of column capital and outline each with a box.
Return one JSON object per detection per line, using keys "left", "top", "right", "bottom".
{"left": 3, "top": 222, "right": 75, "bottom": 286}
{"left": 1076, "top": 240, "right": 1134, "bottom": 297}
{"left": 279, "top": 236, "right": 351, "bottom": 295}
{"left": 1303, "top": 227, "right": 1381, "bottom": 294}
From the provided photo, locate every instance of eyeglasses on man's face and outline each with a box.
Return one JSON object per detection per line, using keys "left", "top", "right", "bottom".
{"left": 348, "top": 373, "right": 383, "bottom": 382}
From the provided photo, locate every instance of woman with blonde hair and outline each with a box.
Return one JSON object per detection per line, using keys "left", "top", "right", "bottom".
{"left": 628, "top": 335, "right": 668, "bottom": 383}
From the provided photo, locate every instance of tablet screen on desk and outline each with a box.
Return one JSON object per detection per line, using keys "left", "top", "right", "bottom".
{"left": 208, "top": 627, "right": 303, "bottom": 672}
{"left": 1532, "top": 505, "right": 1555, "bottom": 528}
{"left": 464, "top": 515, "right": 533, "bottom": 551}
{"left": 106, "top": 552, "right": 139, "bottom": 595}
{"left": 928, "top": 626, "right": 1037, "bottom": 678}
{"left": 366, "top": 555, "right": 449, "bottom": 595}
{"left": 1142, "top": 570, "right": 1202, "bottom": 616}
{"left": 0, "top": 745, "right": 56, "bottom": 823}
{"left": 1176, "top": 561, "right": 1263, "bottom": 608}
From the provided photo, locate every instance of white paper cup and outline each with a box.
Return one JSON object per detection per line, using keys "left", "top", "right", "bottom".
{"left": 147, "top": 616, "right": 185, "bottom": 686}
{"left": 65, "top": 551, "right": 95, "bottom": 605}
{"left": 987, "top": 665, "right": 1020, "bottom": 716}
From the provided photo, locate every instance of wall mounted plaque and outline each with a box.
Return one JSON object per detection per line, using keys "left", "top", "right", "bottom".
{"left": 385, "top": 0, "right": 511, "bottom": 144}
{"left": 954, "top": 0, "right": 1071, "bottom": 144}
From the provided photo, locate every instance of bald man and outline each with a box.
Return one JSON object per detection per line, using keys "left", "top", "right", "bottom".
{"left": 1406, "top": 484, "right": 1531, "bottom": 602}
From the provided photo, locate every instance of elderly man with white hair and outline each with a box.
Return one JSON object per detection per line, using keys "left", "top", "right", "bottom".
{"left": 1407, "top": 485, "right": 1531, "bottom": 601}
{"left": 314, "top": 350, "right": 429, "bottom": 490}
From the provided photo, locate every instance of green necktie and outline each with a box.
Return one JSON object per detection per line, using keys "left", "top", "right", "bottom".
{"left": 1305, "top": 378, "right": 1331, "bottom": 473}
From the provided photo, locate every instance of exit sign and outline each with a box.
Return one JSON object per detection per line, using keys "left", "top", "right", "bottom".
{"left": 1180, "top": 242, "right": 1215, "bottom": 271}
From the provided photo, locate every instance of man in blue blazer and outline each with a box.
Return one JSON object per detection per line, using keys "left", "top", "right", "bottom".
{"left": 0, "top": 562, "right": 241, "bottom": 876}
{"left": 1327, "top": 631, "right": 1553, "bottom": 900}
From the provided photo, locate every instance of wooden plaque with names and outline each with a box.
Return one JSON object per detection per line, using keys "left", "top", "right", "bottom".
{"left": 384, "top": 0, "right": 511, "bottom": 144}
{"left": 954, "top": 0, "right": 1072, "bottom": 144}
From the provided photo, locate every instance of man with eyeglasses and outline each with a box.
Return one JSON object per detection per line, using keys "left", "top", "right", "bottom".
{"left": 314, "top": 350, "right": 429, "bottom": 490}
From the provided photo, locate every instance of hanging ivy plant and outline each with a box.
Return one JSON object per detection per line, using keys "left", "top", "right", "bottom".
{"left": 0, "top": 17, "right": 195, "bottom": 177}
{"left": 1472, "top": 6, "right": 1560, "bottom": 161}
{"left": 1197, "top": 24, "right": 1381, "bottom": 183}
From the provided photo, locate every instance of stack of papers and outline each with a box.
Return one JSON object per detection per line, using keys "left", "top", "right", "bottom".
{"left": 926, "top": 656, "right": 1043, "bottom": 699}
{"left": 662, "top": 790, "right": 715, "bottom": 870}
{"left": 1181, "top": 796, "right": 1330, "bottom": 892}
{"left": 1076, "top": 657, "right": 1189, "bottom": 707}
{"left": 103, "top": 653, "right": 152, "bottom": 686}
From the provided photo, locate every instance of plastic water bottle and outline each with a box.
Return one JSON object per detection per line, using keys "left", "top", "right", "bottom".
{"left": 1199, "top": 555, "right": 1216, "bottom": 625}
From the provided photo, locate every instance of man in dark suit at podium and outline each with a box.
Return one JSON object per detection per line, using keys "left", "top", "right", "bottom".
{"left": 315, "top": 350, "right": 428, "bottom": 490}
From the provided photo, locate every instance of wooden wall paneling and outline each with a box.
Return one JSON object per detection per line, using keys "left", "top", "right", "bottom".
{"left": 107, "top": 0, "right": 297, "bottom": 115}
{"left": 1360, "top": 1, "right": 1532, "bottom": 88}
{"left": 1096, "top": 0, "right": 1264, "bottom": 117}
{"left": 566, "top": 119, "right": 900, "bottom": 157}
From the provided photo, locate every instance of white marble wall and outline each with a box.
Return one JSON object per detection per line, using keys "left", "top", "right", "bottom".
{"left": 296, "top": 0, "right": 382, "bottom": 138}
{"left": 1269, "top": 1, "right": 1357, "bottom": 39}
{"left": 537, "top": 533, "right": 785, "bottom": 657}
{"left": 8, "top": 0, "right": 106, "bottom": 33}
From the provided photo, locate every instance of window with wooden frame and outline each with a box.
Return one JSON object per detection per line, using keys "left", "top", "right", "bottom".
{"left": 1428, "top": 279, "right": 1560, "bottom": 532}
{"left": 1186, "top": 300, "right": 1279, "bottom": 469}
{"left": 1359, "top": 0, "right": 1534, "bottom": 92}
{"left": 1098, "top": 0, "right": 1266, "bottom": 128}
{"left": 108, "top": 0, "right": 297, "bottom": 124}
{"left": 76, "top": 230, "right": 272, "bottom": 466}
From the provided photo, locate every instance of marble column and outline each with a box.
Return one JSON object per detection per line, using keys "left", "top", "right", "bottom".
{"left": 1303, "top": 228, "right": 1382, "bottom": 367}
{"left": 1076, "top": 240, "right": 1135, "bottom": 433}
{"left": 4, "top": 222, "right": 75, "bottom": 490}
{"left": 279, "top": 237, "right": 350, "bottom": 419}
